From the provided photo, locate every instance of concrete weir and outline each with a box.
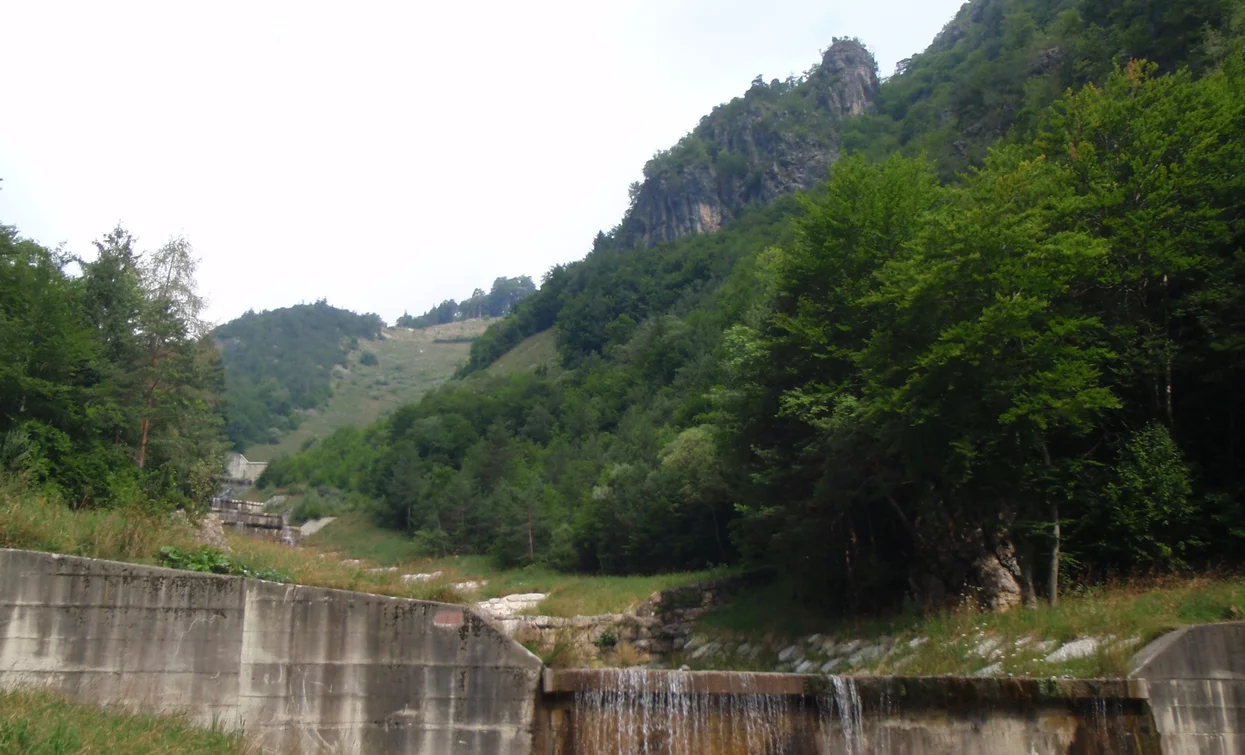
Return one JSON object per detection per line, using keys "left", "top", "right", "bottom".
{"left": 536, "top": 669, "right": 1160, "bottom": 754}
{"left": 1, "top": 548, "right": 1242, "bottom": 754}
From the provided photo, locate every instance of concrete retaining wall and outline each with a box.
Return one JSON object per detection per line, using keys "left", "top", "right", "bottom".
{"left": 1129, "top": 621, "right": 1245, "bottom": 755}
{"left": 0, "top": 549, "right": 542, "bottom": 753}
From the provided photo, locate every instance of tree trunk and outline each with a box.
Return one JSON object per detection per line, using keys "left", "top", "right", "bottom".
{"left": 1049, "top": 500, "right": 1060, "bottom": 608}
{"left": 136, "top": 380, "right": 157, "bottom": 469}
{"left": 1018, "top": 542, "right": 1038, "bottom": 609}
{"left": 526, "top": 506, "right": 535, "bottom": 561}
{"left": 1041, "top": 439, "right": 1058, "bottom": 607}
{"left": 1165, "top": 356, "right": 1174, "bottom": 424}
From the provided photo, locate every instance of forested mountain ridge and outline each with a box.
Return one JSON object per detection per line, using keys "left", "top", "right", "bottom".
{"left": 618, "top": 39, "right": 879, "bottom": 248}
{"left": 263, "top": 0, "right": 1245, "bottom": 615}
{"left": 214, "top": 301, "right": 384, "bottom": 450}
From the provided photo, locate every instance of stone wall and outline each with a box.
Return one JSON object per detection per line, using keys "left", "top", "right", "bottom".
{"left": 0, "top": 549, "right": 542, "bottom": 754}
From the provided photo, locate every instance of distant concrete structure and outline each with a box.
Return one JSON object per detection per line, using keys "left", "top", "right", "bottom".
{"left": 224, "top": 452, "right": 267, "bottom": 484}
{"left": 0, "top": 549, "right": 542, "bottom": 753}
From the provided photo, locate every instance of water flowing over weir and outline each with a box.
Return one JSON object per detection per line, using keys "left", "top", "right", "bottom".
{"left": 533, "top": 669, "right": 1163, "bottom": 754}
{"left": 560, "top": 669, "right": 865, "bottom": 754}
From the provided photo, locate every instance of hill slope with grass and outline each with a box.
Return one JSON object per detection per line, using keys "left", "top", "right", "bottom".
{"left": 485, "top": 329, "right": 558, "bottom": 377}
{"left": 243, "top": 319, "right": 491, "bottom": 461}
{"left": 215, "top": 301, "right": 385, "bottom": 451}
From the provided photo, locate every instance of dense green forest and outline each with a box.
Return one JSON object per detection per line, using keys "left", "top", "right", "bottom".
{"left": 213, "top": 302, "right": 384, "bottom": 450}
{"left": 0, "top": 226, "right": 224, "bottom": 509}
{"left": 263, "top": 0, "right": 1245, "bottom": 611}
{"left": 395, "top": 276, "right": 537, "bottom": 329}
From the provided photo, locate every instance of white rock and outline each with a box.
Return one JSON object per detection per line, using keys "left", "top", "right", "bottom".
{"left": 806, "top": 634, "right": 824, "bottom": 646}
{"left": 821, "top": 637, "right": 839, "bottom": 654}
{"left": 691, "top": 642, "right": 720, "bottom": 660}
{"left": 820, "top": 659, "right": 843, "bottom": 674}
{"left": 340, "top": 559, "right": 362, "bottom": 567}
{"left": 401, "top": 571, "right": 443, "bottom": 583}
{"left": 685, "top": 635, "right": 707, "bottom": 653}
{"left": 452, "top": 580, "right": 485, "bottom": 592}
{"left": 735, "top": 643, "right": 752, "bottom": 657}
{"left": 299, "top": 517, "right": 337, "bottom": 537}
{"left": 473, "top": 592, "right": 548, "bottom": 619}
{"left": 848, "top": 645, "right": 884, "bottom": 666}
{"left": 795, "top": 659, "right": 818, "bottom": 674}
{"left": 1043, "top": 638, "right": 1100, "bottom": 663}
{"left": 366, "top": 566, "right": 399, "bottom": 574}
{"left": 778, "top": 645, "right": 804, "bottom": 663}
{"left": 972, "top": 662, "right": 1004, "bottom": 677}
{"left": 837, "top": 639, "right": 865, "bottom": 655}
{"left": 908, "top": 636, "right": 930, "bottom": 649}
{"left": 1033, "top": 640, "right": 1058, "bottom": 654}
{"left": 974, "top": 637, "right": 1002, "bottom": 659}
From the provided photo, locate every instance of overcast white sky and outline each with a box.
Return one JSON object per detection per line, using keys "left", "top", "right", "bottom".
{"left": 0, "top": 0, "right": 966, "bottom": 325}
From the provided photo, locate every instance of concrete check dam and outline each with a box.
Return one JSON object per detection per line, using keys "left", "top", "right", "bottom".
{"left": 0, "top": 548, "right": 1241, "bottom": 754}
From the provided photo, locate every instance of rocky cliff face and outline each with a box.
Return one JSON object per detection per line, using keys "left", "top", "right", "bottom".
{"left": 620, "top": 39, "right": 879, "bottom": 249}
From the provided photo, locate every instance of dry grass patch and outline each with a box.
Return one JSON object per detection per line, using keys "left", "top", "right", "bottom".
{"left": 223, "top": 532, "right": 465, "bottom": 603}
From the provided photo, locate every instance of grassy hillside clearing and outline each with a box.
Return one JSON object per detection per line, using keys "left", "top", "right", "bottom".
{"left": 484, "top": 328, "right": 558, "bottom": 377}
{"left": 303, "top": 513, "right": 720, "bottom": 616}
{"left": 245, "top": 319, "right": 491, "bottom": 461}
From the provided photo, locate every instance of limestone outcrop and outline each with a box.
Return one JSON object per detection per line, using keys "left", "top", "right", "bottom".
{"left": 618, "top": 39, "right": 878, "bottom": 249}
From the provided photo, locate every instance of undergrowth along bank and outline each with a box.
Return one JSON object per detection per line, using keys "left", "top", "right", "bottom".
{"left": 688, "top": 576, "right": 1245, "bottom": 678}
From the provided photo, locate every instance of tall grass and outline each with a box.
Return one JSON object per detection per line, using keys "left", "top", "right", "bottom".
{"left": 0, "top": 480, "right": 198, "bottom": 563}
{"left": 0, "top": 689, "right": 253, "bottom": 754}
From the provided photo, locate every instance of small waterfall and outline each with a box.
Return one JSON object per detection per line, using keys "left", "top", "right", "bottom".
{"left": 561, "top": 668, "right": 1152, "bottom": 754}
{"left": 571, "top": 669, "right": 798, "bottom": 754}
{"left": 1089, "top": 696, "right": 1129, "bottom": 754}
{"left": 568, "top": 669, "right": 883, "bottom": 754}
{"left": 821, "top": 675, "right": 865, "bottom": 754}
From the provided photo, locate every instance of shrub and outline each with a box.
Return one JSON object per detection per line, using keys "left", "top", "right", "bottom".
{"left": 156, "top": 545, "right": 292, "bottom": 583}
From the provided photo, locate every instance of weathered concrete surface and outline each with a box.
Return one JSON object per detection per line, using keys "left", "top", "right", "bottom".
{"left": 536, "top": 669, "right": 1161, "bottom": 754}
{"left": 1130, "top": 621, "right": 1245, "bottom": 755}
{"left": 225, "top": 452, "right": 268, "bottom": 483}
{"left": 0, "top": 549, "right": 542, "bottom": 754}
